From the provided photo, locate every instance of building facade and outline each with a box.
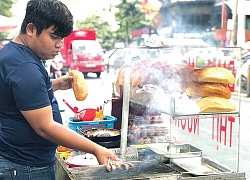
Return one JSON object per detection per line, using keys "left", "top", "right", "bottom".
{"left": 156, "top": 0, "right": 250, "bottom": 46}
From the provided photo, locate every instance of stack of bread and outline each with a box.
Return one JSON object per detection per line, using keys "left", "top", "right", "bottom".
{"left": 115, "top": 60, "right": 236, "bottom": 113}
{"left": 185, "top": 67, "right": 236, "bottom": 113}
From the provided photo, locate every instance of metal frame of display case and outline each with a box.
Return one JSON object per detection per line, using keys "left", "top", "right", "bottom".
{"left": 119, "top": 46, "right": 245, "bottom": 179}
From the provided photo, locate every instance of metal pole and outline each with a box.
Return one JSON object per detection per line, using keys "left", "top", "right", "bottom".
{"left": 221, "top": 0, "right": 227, "bottom": 47}
{"left": 120, "top": 51, "right": 132, "bottom": 161}
{"left": 230, "top": 0, "right": 238, "bottom": 46}
{"left": 126, "top": 20, "right": 129, "bottom": 47}
{"left": 247, "top": 64, "right": 250, "bottom": 97}
{"left": 236, "top": 47, "right": 241, "bottom": 172}
{"left": 236, "top": 0, "right": 246, "bottom": 47}
{"left": 107, "top": 63, "right": 110, "bottom": 74}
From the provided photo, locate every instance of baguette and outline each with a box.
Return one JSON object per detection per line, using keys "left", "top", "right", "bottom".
{"left": 179, "top": 66, "right": 194, "bottom": 83}
{"left": 185, "top": 83, "right": 201, "bottom": 97}
{"left": 197, "top": 83, "right": 231, "bottom": 99}
{"left": 190, "top": 68, "right": 202, "bottom": 82}
{"left": 186, "top": 82, "right": 231, "bottom": 99}
{"left": 116, "top": 65, "right": 125, "bottom": 85}
{"left": 197, "top": 67, "right": 235, "bottom": 84}
{"left": 196, "top": 96, "right": 236, "bottom": 113}
{"left": 69, "top": 70, "right": 88, "bottom": 101}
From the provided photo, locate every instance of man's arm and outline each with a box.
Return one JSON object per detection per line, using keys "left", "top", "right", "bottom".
{"left": 21, "top": 106, "right": 118, "bottom": 165}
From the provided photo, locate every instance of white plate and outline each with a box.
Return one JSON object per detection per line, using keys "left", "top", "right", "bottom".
{"left": 65, "top": 154, "right": 99, "bottom": 167}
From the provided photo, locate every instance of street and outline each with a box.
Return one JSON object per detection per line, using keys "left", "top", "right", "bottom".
{"left": 54, "top": 69, "right": 250, "bottom": 179}
{"left": 237, "top": 94, "right": 250, "bottom": 179}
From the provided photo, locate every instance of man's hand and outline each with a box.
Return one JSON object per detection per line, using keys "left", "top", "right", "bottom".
{"left": 52, "top": 75, "right": 73, "bottom": 91}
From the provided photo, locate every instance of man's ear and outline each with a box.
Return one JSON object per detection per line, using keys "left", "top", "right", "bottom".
{"left": 26, "top": 23, "right": 37, "bottom": 37}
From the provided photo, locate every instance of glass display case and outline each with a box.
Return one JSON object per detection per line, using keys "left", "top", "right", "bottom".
{"left": 115, "top": 45, "right": 245, "bottom": 179}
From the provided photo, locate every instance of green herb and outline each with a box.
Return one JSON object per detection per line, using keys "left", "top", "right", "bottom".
{"left": 179, "top": 146, "right": 189, "bottom": 153}
{"left": 167, "top": 145, "right": 170, "bottom": 151}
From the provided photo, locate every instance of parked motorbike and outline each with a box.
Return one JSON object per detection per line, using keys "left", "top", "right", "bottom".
{"left": 50, "top": 53, "right": 64, "bottom": 79}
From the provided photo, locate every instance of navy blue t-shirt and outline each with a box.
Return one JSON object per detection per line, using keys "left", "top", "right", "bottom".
{"left": 0, "top": 41, "right": 62, "bottom": 167}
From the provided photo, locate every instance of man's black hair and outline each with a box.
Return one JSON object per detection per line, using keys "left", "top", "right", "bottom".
{"left": 20, "top": 0, "right": 74, "bottom": 38}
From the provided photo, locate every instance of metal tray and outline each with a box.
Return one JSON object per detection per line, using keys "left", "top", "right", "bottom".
{"left": 145, "top": 143, "right": 202, "bottom": 158}
{"left": 171, "top": 156, "right": 233, "bottom": 176}
{"left": 68, "top": 160, "right": 181, "bottom": 180}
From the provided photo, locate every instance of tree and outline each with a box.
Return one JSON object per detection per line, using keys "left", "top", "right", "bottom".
{"left": 75, "top": 0, "right": 152, "bottom": 49}
{"left": 0, "top": 0, "right": 17, "bottom": 38}
{"left": 75, "top": 15, "right": 115, "bottom": 50}
{"left": 0, "top": 0, "right": 17, "bottom": 17}
{"left": 114, "top": 0, "right": 152, "bottom": 46}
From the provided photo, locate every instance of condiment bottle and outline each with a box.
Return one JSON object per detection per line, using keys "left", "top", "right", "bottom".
{"left": 99, "top": 105, "right": 106, "bottom": 120}
{"left": 93, "top": 107, "right": 101, "bottom": 121}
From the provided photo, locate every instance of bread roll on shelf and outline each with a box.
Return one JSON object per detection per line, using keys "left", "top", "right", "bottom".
{"left": 176, "top": 66, "right": 194, "bottom": 83}
{"left": 185, "top": 83, "right": 201, "bottom": 97}
{"left": 190, "top": 68, "right": 202, "bottom": 82}
{"left": 186, "top": 82, "right": 231, "bottom": 99}
{"left": 130, "top": 69, "right": 150, "bottom": 87}
{"left": 197, "top": 83, "right": 231, "bottom": 99}
{"left": 116, "top": 65, "right": 125, "bottom": 85}
{"left": 196, "top": 96, "right": 236, "bottom": 113}
{"left": 195, "top": 67, "right": 235, "bottom": 84}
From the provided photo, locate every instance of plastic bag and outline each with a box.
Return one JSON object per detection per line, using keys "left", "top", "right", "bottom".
{"left": 175, "top": 93, "right": 200, "bottom": 114}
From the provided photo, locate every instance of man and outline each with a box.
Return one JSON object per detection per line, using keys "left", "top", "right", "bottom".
{"left": 0, "top": 0, "right": 119, "bottom": 179}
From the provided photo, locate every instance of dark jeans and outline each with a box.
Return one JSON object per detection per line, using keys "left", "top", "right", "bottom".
{"left": 0, "top": 155, "right": 55, "bottom": 180}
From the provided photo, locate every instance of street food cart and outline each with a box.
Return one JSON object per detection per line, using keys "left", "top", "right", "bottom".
{"left": 55, "top": 36, "right": 246, "bottom": 179}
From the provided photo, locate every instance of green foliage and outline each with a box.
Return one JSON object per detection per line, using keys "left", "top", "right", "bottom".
{"left": 115, "top": 0, "right": 151, "bottom": 44}
{"left": 0, "top": 0, "right": 17, "bottom": 17}
{"left": 76, "top": 0, "right": 150, "bottom": 49}
{"left": 75, "top": 15, "right": 114, "bottom": 50}
{"left": 0, "top": 0, "right": 17, "bottom": 38}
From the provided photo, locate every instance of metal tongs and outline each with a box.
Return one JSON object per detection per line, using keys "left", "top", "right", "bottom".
{"left": 76, "top": 127, "right": 85, "bottom": 136}
{"left": 136, "top": 84, "right": 162, "bottom": 94}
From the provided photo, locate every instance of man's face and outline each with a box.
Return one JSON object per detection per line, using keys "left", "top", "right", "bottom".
{"left": 29, "top": 25, "right": 63, "bottom": 60}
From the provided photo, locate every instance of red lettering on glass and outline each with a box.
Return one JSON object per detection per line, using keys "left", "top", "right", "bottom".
{"left": 193, "top": 118, "right": 199, "bottom": 135}
{"left": 212, "top": 116, "right": 235, "bottom": 147}
{"left": 171, "top": 117, "right": 199, "bottom": 135}
{"left": 228, "top": 116, "right": 235, "bottom": 147}
{"left": 217, "top": 118, "right": 220, "bottom": 143}
{"left": 181, "top": 119, "right": 186, "bottom": 130}
{"left": 187, "top": 118, "right": 192, "bottom": 132}
{"left": 219, "top": 117, "right": 227, "bottom": 145}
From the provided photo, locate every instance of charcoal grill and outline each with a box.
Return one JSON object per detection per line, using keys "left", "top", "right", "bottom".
{"left": 68, "top": 160, "right": 181, "bottom": 180}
